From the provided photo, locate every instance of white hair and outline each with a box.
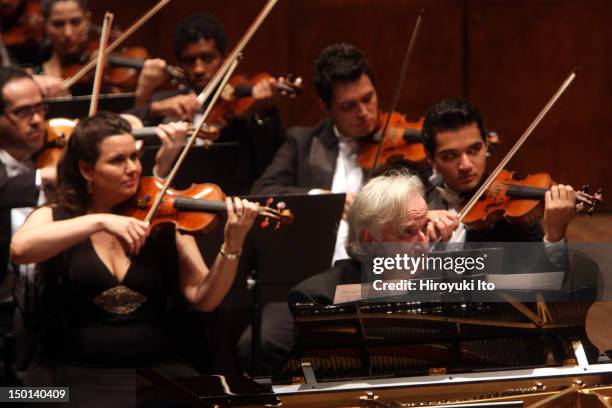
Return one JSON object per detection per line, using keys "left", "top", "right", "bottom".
{"left": 346, "top": 170, "right": 424, "bottom": 257}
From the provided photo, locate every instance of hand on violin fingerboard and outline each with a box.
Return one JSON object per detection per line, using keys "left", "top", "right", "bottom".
{"left": 249, "top": 76, "right": 280, "bottom": 112}
{"left": 149, "top": 94, "right": 200, "bottom": 121}
{"left": 32, "top": 75, "right": 68, "bottom": 98}
{"left": 135, "top": 59, "right": 169, "bottom": 106}
{"left": 543, "top": 184, "right": 577, "bottom": 242}
{"left": 153, "top": 122, "right": 190, "bottom": 178}
{"left": 223, "top": 197, "right": 260, "bottom": 253}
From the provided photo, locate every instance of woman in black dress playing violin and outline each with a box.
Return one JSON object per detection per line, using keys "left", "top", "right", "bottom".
{"left": 10, "top": 111, "right": 259, "bottom": 406}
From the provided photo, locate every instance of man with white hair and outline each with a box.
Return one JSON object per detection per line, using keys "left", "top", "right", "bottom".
{"left": 289, "top": 170, "right": 448, "bottom": 307}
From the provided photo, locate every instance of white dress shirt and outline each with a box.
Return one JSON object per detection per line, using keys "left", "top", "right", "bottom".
{"left": 329, "top": 127, "right": 363, "bottom": 263}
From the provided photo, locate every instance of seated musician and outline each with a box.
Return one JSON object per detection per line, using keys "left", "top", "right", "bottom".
{"left": 288, "top": 170, "right": 445, "bottom": 307}
{"left": 252, "top": 42, "right": 380, "bottom": 261}
{"left": 9, "top": 111, "right": 259, "bottom": 405}
{"left": 0, "top": 65, "right": 206, "bottom": 375}
{"left": 36, "top": 0, "right": 161, "bottom": 98}
{"left": 132, "top": 13, "right": 285, "bottom": 192}
{"left": 234, "top": 43, "right": 380, "bottom": 373}
{"left": 239, "top": 170, "right": 453, "bottom": 374}
{"left": 421, "top": 98, "right": 576, "bottom": 243}
{"left": 37, "top": 0, "right": 93, "bottom": 95}
{"left": 0, "top": 67, "right": 51, "bottom": 331}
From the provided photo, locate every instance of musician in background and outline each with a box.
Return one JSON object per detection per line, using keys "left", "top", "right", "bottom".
{"left": 132, "top": 13, "right": 284, "bottom": 193}
{"left": 36, "top": 0, "right": 162, "bottom": 98}
{"left": 252, "top": 42, "right": 378, "bottom": 261}
{"left": 37, "top": 0, "right": 89, "bottom": 90}
{"left": 421, "top": 98, "right": 576, "bottom": 243}
{"left": 234, "top": 43, "right": 378, "bottom": 375}
{"left": 0, "top": 67, "right": 54, "bottom": 302}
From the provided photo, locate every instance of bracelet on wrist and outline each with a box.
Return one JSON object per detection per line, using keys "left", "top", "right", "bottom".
{"left": 220, "top": 242, "right": 242, "bottom": 260}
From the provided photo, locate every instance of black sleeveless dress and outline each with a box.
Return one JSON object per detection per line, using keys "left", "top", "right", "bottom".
{"left": 24, "top": 207, "right": 198, "bottom": 407}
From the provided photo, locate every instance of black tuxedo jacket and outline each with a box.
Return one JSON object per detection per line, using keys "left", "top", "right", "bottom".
{"left": 288, "top": 259, "right": 361, "bottom": 312}
{"left": 251, "top": 119, "right": 339, "bottom": 195}
{"left": 0, "top": 164, "right": 39, "bottom": 286}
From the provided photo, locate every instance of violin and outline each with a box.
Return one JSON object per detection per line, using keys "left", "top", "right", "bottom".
{"left": 104, "top": 46, "right": 152, "bottom": 93}
{"left": 107, "top": 53, "right": 187, "bottom": 88}
{"left": 357, "top": 111, "right": 426, "bottom": 172}
{"left": 203, "top": 72, "right": 302, "bottom": 133}
{"left": 59, "top": 41, "right": 151, "bottom": 93}
{"left": 35, "top": 115, "right": 220, "bottom": 169}
{"left": 36, "top": 117, "right": 75, "bottom": 168}
{"left": 462, "top": 169, "right": 603, "bottom": 230}
{"left": 122, "top": 176, "right": 294, "bottom": 232}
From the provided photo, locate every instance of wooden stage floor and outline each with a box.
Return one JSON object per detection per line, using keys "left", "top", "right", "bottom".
{"left": 567, "top": 213, "right": 612, "bottom": 242}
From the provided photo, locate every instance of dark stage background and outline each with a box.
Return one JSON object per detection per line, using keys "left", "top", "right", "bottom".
{"left": 91, "top": 0, "right": 612, "bottom": 209}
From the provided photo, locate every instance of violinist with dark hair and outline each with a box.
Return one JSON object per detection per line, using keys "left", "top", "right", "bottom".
{"left": 130, "top": 13, "right": 285, "bottom": 193}
{"left": 421, "top": 98, "right": 577, "bottom": 243}
{"left": 10, "top": 111, "right": 259, "bottom": 405}
{"left": 35, "top": 0, "right": 166, "bottom": 97}
{"left": 240, "top": 43, "right": 438, "bottom": 375}
{"left": 253, "top": 42, "right": 379, "bottom": 262}
{"left": 35, "top": 0, "right": 91, "bottom": 94}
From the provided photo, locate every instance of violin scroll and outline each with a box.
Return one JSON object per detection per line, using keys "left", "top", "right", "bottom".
{"left": 486, "top": 131, "right": 500, "bottom": 157}
{"left": 576, "top": 185, "right": 604, "bottom": 216}
{"left": 260, "top": 197, "right": 295, "bottom": 230}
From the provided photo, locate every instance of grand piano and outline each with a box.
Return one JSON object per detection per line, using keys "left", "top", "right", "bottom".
{"left": 138, "top": 297, "right": 612, "bottom": 407}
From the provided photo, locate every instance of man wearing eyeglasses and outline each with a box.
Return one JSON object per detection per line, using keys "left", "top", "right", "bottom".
{"left": 0, "top": 67, "right": 55, "bottom": 306}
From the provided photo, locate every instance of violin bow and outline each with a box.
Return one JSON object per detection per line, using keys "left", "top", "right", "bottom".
{"left": 143, "top": 0, "right": 279, "bottom": 223}
{"left": 88, "top": 12, "right": 113, "bottom": 116}
{"left": 63, "top": 0, "right": 173, "bottom": 90}
{"left": 368, "top": 8, "right": 424, "bottom": 180}
{"left": 458, "top": 68, "right": 579, "bottom": 221}
{"left": 194, "top": 0, "right": 278, "bottom": 107}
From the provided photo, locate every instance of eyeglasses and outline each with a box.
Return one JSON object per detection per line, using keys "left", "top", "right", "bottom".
{"left": 4, "top": 103, "right": 48, "bottom": 120}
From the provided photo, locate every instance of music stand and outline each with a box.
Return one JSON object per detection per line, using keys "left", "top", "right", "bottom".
{"left": 44, "top": 93, "right": 135, "bottom": 118}
{"left": 140, "top": 143, "right": 250, "bottom": 196}
{"left": 241, "top": 192, "right": 345, "bottom": 301}
{"left": 238, "top": 192, "right": 345, "bottom": 375}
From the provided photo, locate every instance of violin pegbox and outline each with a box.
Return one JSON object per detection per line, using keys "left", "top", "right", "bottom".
{"left": 259, "top": 197, "right": 294, "bottom": 230}
{"left": 576, "top": 185, "right": 604, "bottom": 215}
{"left": 278, "top": 74, "right": 303, "bottom": 99}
